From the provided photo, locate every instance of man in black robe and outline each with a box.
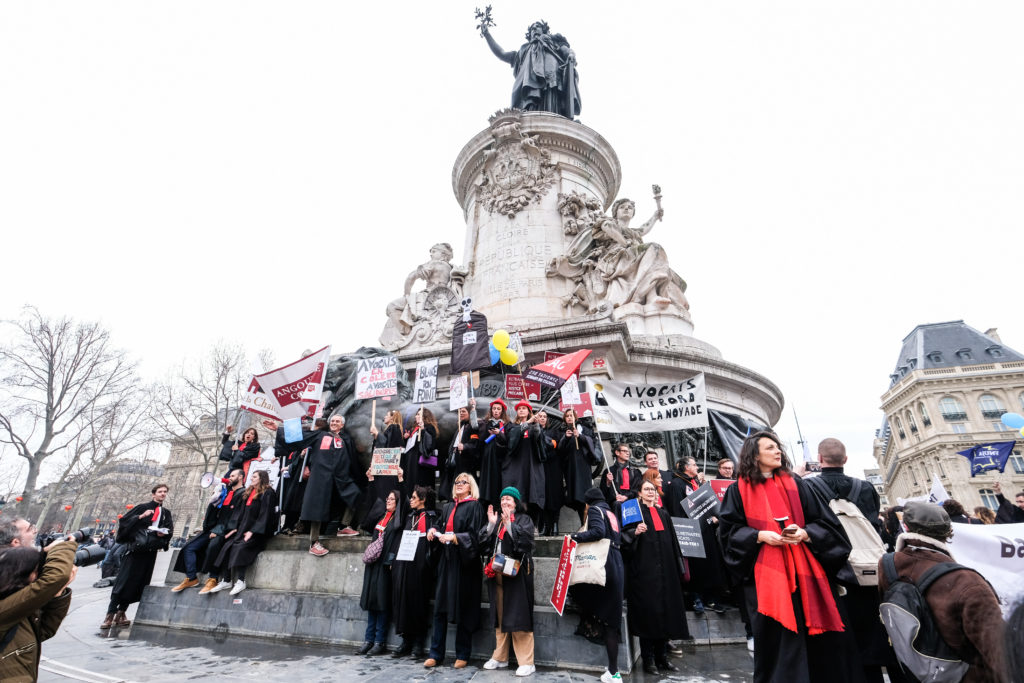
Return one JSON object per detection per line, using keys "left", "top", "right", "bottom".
{"left": 102, "top": 483, "right": 173, "bottom": 629}
{"left": 601, "top": 442, "right": 640, "bottom": 507}
{"left": 172, "top": 468, "right": 243, "bottom": 593}
{"left": 993, "top": 481, "right": 1024, "bottom": 523}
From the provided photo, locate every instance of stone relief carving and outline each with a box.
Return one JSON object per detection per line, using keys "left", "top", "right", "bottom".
{"left": 477, "top": 109, "right": 557, "bottom": 218}
{"left": 380, "top": 243, "right": 466, "bottom": 352}
{"left": 546, "top": 190, "right": 690, "bottom": 319}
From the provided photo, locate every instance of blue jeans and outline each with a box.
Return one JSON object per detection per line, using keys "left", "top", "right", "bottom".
{"left": 429, "top": 611, "right": 473, "bottom": 662}
{"left": 364, "top": 610, "right": 388, "bottom": 643}
{"left": 182, "top": 533, "right": 210, "bottom": 579}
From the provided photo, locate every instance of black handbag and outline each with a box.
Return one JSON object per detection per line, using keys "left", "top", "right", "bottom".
{"left": 128, "top": 526, "right": 165, "bottom": 553}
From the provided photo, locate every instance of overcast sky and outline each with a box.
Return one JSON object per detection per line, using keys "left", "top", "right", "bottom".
{"left": 2, "top": 2, "right": 1022, "bottom": 485}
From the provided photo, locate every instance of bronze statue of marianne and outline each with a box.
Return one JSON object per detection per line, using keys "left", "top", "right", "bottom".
{"left": 479, "top": 15, "right": 581, "bottom": 120}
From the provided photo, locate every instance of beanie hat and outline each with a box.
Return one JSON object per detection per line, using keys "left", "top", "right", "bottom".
{"left": 583, "top": 486, "right": 605, "bottom": 504}
{"left": 500, "top": 486, "right": 521, "bottom": 501}
{"left": 903, "top": 501, "right": 953, "bottom": 541}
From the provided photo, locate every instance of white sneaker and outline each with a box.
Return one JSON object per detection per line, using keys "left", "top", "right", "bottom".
{"left": 483, "top": 659, "right": 508, "bottom": 670}
{"left": 515, "top": 664, "right": 535, "bottom": 677}
{"left": 747, "top": 636, "right": 755, "bottom": 652}
{"left": 209, "top": 580, "right": 232, "bottom": 594}
{"left": 600, "top": 672, "right": 621, "bottom": 683}
{"left": 229, "top": 580, "right": 246, "bottom": 596}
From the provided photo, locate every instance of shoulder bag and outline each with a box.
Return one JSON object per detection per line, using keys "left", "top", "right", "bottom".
{"left": 568, "top": 515, "right": 610, "bottom": 586}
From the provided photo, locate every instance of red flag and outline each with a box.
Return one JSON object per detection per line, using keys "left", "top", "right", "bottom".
{"left": 524, "top": 349, "right": 591, "bottom": 389}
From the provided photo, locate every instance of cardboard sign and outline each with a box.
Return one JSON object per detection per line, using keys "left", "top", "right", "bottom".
{"left": 355, "top": 356, "right": 399, "bottom": 399}
{"left": 245, "top": 457, "right": 281, "bottom": 490}
{"left": 560, "top": 373, "right": 581, "bottom": 405}
{"left": 709, "top": 478, "right": 735, "bottom": 502}
{"left": 449, "top": 375, "right": 468, "bottom": 410}
{"left": 590, "top": 374, "right": 708, "bottom": 433}
{"left": 671, "top": 517, "right": 706, "bottom": 559}
{"left": 549, "top": 535, "right": 577, "bottom": 616}
{"left": 371, "top": 447, "right": 402, "bottom": 476}
{"left": 395, "top": 530, "right": 421, "bottom": 562}
{"left": 681, "top": 482, "right": 720, "bottom": 521}
{"left": 414, "top": 358, "right": 438, "bottom": 403}
{"left": 505, "top": 374, "right": 526, "bottom": 401}
{"left": 620, "top": 498, "right": 643, "bottom": 526}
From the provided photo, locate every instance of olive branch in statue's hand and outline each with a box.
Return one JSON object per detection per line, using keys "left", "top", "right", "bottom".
{"left": 475, "top": 5, "right": 495, "bottom": 35}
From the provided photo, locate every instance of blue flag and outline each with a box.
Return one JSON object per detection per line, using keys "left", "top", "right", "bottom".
{"left": 620, "top": 498, "right": 643, "bottom": 526}
{"left": 283, "top": 417, "right": 304, "bottom": 443}
{"left": 957, "top": 441, "right": 1015, "bottom": 477}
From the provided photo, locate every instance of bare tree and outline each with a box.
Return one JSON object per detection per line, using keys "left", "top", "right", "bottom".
{"left": 0, "top": 307, "right": 138, "bottom": 520}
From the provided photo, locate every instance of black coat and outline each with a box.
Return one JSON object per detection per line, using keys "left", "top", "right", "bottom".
{"left": 440, "top": 419, "right": 480, "bottom": 500}
{"left": 558, "top": 424, "right": 600, "bottom": 507}
{"left": 540, "top": 426, "right": 563, "bottom": 512}
{"left": 569, "top": 501, "right": 624, "bottom": 627}
{"left": 359, "top": 499, "right": 404, "bottom": 613}
{"left": 621, "top": 503, "right": 690, "bottom": 639}
{"left": 601, "top": 461, "right": 640, "bottom": 507}
{"left": 217, "top": 488, "right": 275, "bottom": 571}
{"left": 401, "top": 424, "right": 437, "bottom": 499}
{"left": 503, "top": 422, "right": 546, "bottom": 509}
{"left": 481, "top": 513, "right": 535, "bottom": 632}
{"left": 172, "top": 485, "right": 244, "bottom": 575}
{"left": 995, "top": 493, "right": 1024, "bottom": 523}
{"left": 223, "top": 434, "right": 261, "bottom": 472}
{"left": 392, "top": 508, "right": 438, "bottom": 637}
{"left": 431, "top": 498, "right": 484, "bottom": 628}
{"left": 665, "top": 473, "right": 725, "bottom": 592}
{"left": 112, "top": 501, "right": 173, "bottom": 606}
{"left": 369, "top": 424, "right": 404, "bottom": 504}
{"left": 288, "top": 429, "right": 362, "bottom": 523}
{"left": 814, "top": 468, "right": 882, "bottom": 533}
{"left": 478, "top": 421, "right": 508, "bottom": 506}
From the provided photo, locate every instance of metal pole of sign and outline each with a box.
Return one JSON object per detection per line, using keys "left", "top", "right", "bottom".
{"left": 702, "top": 426, "right": 709, "bottom": 476}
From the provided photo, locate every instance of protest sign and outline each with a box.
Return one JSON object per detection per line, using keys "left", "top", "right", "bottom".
{"left": 254, "top": 346, "right": 331, "bottom": 420}
{"left": 283, "top": 417, "right": 303, "bottom": 443}
{"left": 245, "top": 456, "right": 281, "bottom": 490}
{"left": 355, "top": 356, "right": 398, "bottom": 399}
{"left": 681, "top": 482, "right": 720, "bottom": 521}
{"left": 590, "top": 374, "right": 708, "bottom": 433}
{"left": 505, "top": 374, "right": 526, "bottom": 401}
{"left": 239, "top": 376, "right": 280, "bottom": 421}
{"left": 550, "top": 535, "right": 577, "bottom": 616}
{"left": 671, "top": 517, "right": 706, "bottom": 559}
{"left": 449, "top": 375, "right": 468, "bottom": 410}
{"left": 396, "top": 530, "right": 422, "bottom": 562}
{"left": 371, "top": 447, "right": 402, "bottom": 476}
{"left": 560, "top": 373, "right": 581, "bottom": 405}
{"left": 709, "top": 478, "right": 735, "bottom": 502}
{"left": 620, "top": 498, "right": 643, "bottom": 526}
{"left": 947, "top": 522, "right": 1024, "bottom": 617}
{"left": 524, "top": 349, "right": 592, "bottom": 389}
{"left": 414, "top": 358, "right": 438, "bottom": 403}
{"left": 451, "top": 310, "right": 491, "bottom": 372}
{"left": 544, "top": 350, "right": 565, "bottom": 363}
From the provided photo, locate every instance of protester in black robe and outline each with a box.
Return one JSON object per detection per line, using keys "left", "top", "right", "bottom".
{"left": 425, "top": 473, "right": 485, "bottom": 668}
{"left": 103, "top": 484, "right": 173, "bottom": 629}
{"left": 993, "top": 481, "right": 1024, "bottom": 523}
{"left": 569, "top": 488, "right": 625, "bottom": 679}
{"left": 364, "top": 410, "right": 404, "bottom": 504}
{"left": 622, "top": 478, "right": 690, "bottom": 675}
{"left": 503, "top": 401, "right": 546, "bottom": 525}
{"left": 401, "top": 409, "right": 438, "bottom": 498}
{"left": 601, "top": 442, "right": 640, "bottom": 508}
{"left": 391, "top": 486, "right": 438, "bottom": 658}
{"left": 478, "top": 400, "right": 510, "bottom": 508}
{"left": 480, "top": 486, "right": 536, "bottom": 674}
{"left": 357, "top": 490, "right": 404, "bottom": 656}
{"left": 718, "top": 431, "right": 862, "bottom": 683}
{"left": 222, "top": 425, "right": 261, "bottom": 475}
{"left": 536, "top": 411, "right": 563, "bottom": 536}
{"left": 439, "top": 403, "right": 479, "bottom": 500}
{"left": 558, "top": 408, "right": 601, "bottom": 526}
{"left": 277, "top": 417, "right": 321, "bottom": 535}
{"left": 172, "top": 468, "right": 244, "bottom": 592}
{"left": 196, "top": 472, "right": 247, "bottom": 593}
{"left": 286, "top": 414, "right": 363, "bottom": 556}
{"left": 213, "top": 470, "right": 275, "bottom": 595}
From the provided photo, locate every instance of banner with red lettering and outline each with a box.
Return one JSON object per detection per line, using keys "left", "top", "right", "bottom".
{"left": 549, "top": 535, "right": 577, "bottom": 616}
{"left": 254, "top": 346, "right": 331, "bottom": 420}
{"left": 709, "top": 478, "right": 735, "bottom": 502}
{"left": 524, "top": 349, "right": 592, "bottom": 389}
{"left": 239, "top": 376, "right": 280, "bottom": 421}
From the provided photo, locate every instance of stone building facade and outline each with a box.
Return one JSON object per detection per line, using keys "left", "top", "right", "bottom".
{"left": 68, "top": 458, "right": 165, "bottom": 533}
{"left": 873, "top": 321, "right": 1024, "bottom": 510}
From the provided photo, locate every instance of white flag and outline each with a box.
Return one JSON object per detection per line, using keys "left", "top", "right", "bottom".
{"left": 928, "top": 474, "right": 950, "bottom": 503}
{"left": 254, "top": 346, "right": 331, "bottom": 420}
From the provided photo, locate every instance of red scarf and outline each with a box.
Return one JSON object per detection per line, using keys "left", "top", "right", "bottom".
{"left": 152, "top": 506, "right": 162, "bottom": 526}
{"left": 497, "top": 513, "right": 515, "bottom": 539}
{"left": 620, "top": 467, "right": 630, "bottom": 490}
{"left": 445, "top": 497, "right": 476, "bottom": 532}
{"left": 737, "top": 472, "right": 844, "bottom": 635}
{"left": 376, "top": 510, "right": 394, "bottom": 533}
{"left": 415, "top": 511, "right": 427, "bottom": 533}
{"left": 246, "top": 489, "right": 259, "bottom": 506}
{"left": 647, "top": 505, "right": 664, "bottom": 531}
{"left": 222, "top": 489, "right": 235, "bottom": 507}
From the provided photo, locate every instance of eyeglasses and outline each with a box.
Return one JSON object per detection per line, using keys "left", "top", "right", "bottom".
{"left": 455, "top": 480, "right": 470, "bottom": 486}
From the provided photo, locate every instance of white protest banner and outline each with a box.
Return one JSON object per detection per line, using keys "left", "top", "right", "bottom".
{"left": 560, "top": 373, "right": 581, "bottom": 406}
{"left": 255, "top": 346, "right": 331, "bottom": 420}
{"left": 449, "top": 375, "right": 468, "bottom": 410}
{"left": 946, "top": 522, "right": 1024, "bottom": 616}
{"left": 245, "top": 455, "right": 281, "bottom": 490}
{"left": 414, "top": 358, "right": 439, "bottom": 403}
{"left": 239, "top": 376, "right": 280, "bottom": 421}
{"left": 355, "top": 356, "right": 399, "bottom": 399}
{"left": 590, "top": 374, "right": 708, "bottom": 433}
{"left": 371, "top": 447, "right": 403, "bottom": 476}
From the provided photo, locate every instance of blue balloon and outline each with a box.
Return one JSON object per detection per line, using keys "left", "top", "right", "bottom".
{"left": 1001, "top": 412, "right": 1024, "bottom": 429}
{"left": 488, "top": 341, "right": 500, "bottom": 365}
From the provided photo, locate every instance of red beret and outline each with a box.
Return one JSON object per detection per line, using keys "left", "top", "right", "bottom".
{"left": 514, "top": 400, "right": 533, "bottom": 412}
{"left": 489, "top": 399, "right": 508, "bottom": 410}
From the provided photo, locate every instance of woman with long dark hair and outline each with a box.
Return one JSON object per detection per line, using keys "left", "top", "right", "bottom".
{"left": 357, "top": 489, "right": 404, "bottom": 656}
{"left": 503, "top": 401, "right": 547, "bottom": 526}
{"left": 718, "top": 431, "right": 860, "bottom": 683}
{"left": 478, "top": 399, "right": 510, "bottom": 508}
{"left": 212, "top": 469, "right": 275, "bottom": 596}
{"left": 222, "top": 425, "right": 261, "bottom": 476}
{"left": 368, "top": 411, "right": 405, "bottom": 504}
{"left": 402, "top": 408, "right": 439, "bottom": 497}
{"left": 558, "top": 407, "right": 600, "bottom": 528}
{"left": 391, "top": 485, "right": 438, "bottom": 659}
{"left": 535, "top": 410, "right": 562, "bottom": 536}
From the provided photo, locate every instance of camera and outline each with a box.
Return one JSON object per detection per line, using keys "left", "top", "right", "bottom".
{"left": 37, "top": 527, "right": 108, "bottom": 567}
{"left": 487, "top": 419, "right": 502, "bottom": 431}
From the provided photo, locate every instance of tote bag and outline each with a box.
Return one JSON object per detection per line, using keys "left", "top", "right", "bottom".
{"left": 568, "top": 515, "right": 610, "bottom": 586}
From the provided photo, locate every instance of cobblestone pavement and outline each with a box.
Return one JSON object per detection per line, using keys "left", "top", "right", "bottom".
{"left": 38, "top": 555, "right": 754, "bottom": 682}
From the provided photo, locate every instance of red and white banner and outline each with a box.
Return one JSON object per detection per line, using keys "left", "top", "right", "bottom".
{"left": 254, "top": 346, "right": 331, "bottom": 420}
{"left": 239, "top": 376, "right": 280, "bottom": 421}
{"left": 524, "top": 349, "right": 592, "bottom": 389}
{"left": 549, "top": 535, "right": 577, "bottom": 616}
{"left": 709, "top": 478, "right": 735, "bottom": 502}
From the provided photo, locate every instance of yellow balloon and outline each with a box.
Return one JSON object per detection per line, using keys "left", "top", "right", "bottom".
{"left": 500, "top": 348, "right": 519, "bottom": 366}
{"left": 493, "top": 329, "right": 511, "bottom": 351}
{"left": 1020, "top": 426, "right": 1024, "bottom": 438}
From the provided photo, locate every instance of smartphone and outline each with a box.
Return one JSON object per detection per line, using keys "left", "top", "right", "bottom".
{"left": 782, "top": 524, "right": 799, "bottom": 536}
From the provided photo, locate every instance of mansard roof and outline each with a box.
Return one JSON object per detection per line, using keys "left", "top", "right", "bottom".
{"left": 888, "top": 320, "right": 1024, "bottom": 386}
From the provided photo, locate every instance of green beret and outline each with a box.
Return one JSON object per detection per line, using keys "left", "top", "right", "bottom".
{"left": 499, "top": 486, "right": 521, "bottom": 501}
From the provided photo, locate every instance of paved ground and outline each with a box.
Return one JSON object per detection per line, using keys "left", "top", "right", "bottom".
{"left": 38, "top": 554, "right": 755, "bottom": 682}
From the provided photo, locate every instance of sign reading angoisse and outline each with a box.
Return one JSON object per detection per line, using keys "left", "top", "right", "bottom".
{"left": 590, "top": 374, "right": 708, "bottom": 433}
{"left": 356, "top": 356, "right": 399, "bottom": 399}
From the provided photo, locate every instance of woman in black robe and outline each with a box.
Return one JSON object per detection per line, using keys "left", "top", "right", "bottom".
{"left": 503, "top": 401, "right": 546, "bottom": 526}
{"left": 215, "top": 470, "right": 275, "bottom": 595}
{"left": 477, "top": 399, "right": 509, "bottom": 508}
{"left": 356, "top": 490, "right": 404, "bottom": 656}
{"left": 622, "top": 478, "right": 689, "bottom": 675}
{"left": 557, "top": 408, "right": 600, "bottom": 527}
{"left": 391, "top": 485, "right": 438, "bottom": 658}
{"left": 401, "top": 409, "right": 438, "bottom": 499}
{"left": 480, "top": 486, "right": 536, "bottom": 675}
{"left": 535, "top": 411, "right": 562, "bottom": 536}
{"left": 424, "top": 473, "right": 485, "bottom": 668}
{"left": 222, "top": 425, "right": 261, "bottom": 476}
{"left": 569, "top": 488, "right": 625, "bottom": 680}
{"left": 367, "top": 410, "right": 404, "bottom": 504}
{"left": 440, "top": 404, "right": 479, "bottom": 499}
{"left": 105, "top": 484, "right": 173, "bottom": 628}
{"left": 718, "top": 431, "right": 862, "bottom": 683}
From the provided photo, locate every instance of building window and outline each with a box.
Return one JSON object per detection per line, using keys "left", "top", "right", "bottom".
{"left": 979, "top": 394, "right": 1005, "bottom": 419}
{"left": 927, "top": 351, "right": 944, "bottom": 364}
{"left": 940, "top": 397, "right": 967, "bottom": 421}
{"left": 1011, "top": 451, "right": 1024, "bottom": 475}
{"left": 1019, "top": 392, "right": 1024, "bottom": 411}
{"left": 992, "top": 422, "right": 1009, "bottom": 432}
{"left": 986, "top": 345, "right": 1003, "bottom": 359}
{"left": 951, "top": 423, "right": 968, "bottom": 434}
{"left": 979, "top": 488, "right": 999, "bottom": 510}
{"left": 895, "top": 416, "right": 905, "bottom": 439}
{"left": 906, "top": 411, "right": 918, "bottom": 433}
{"left": 919, "top": 402, "right": 932, "bottom": 427}
{"left": 956, "top": 348, "right": 973, "bottom": 361}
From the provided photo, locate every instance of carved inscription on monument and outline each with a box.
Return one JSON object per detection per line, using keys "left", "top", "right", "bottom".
{"left": 477, "top": 225, "right": 553, "bottom": 300}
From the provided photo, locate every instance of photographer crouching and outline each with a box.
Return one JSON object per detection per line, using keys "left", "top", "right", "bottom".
{"left": 0, "top": 538, "right": 77, "bottom": 682}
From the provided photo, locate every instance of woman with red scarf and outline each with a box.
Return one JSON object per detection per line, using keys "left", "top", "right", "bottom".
{"left": 390, "top": 485, "right": 438, "bottom": 659}
{"left": 222, "top": 425, "right": 261, "bottom": 476}
{"left": 718, "top": 431, "right": 861, "bottom": 683}
{"left": 212, "top": 470, "right": 275, "bottom": 596}
{"left": 357, "top": 489, "right": 404, "bottom": 656}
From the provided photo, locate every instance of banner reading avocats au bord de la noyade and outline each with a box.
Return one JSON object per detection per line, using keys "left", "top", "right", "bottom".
{"left": 590, "top": 374, "right": 708, "bottom": 433}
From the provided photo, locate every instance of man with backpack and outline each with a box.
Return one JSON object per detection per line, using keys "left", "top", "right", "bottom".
{"left": 879, "top": 502, "right": 1006, "bottom": 683}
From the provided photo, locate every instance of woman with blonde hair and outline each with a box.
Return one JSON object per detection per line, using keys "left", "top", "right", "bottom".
{"left": 213, "top": 469, "right": 275, "bottom": 596}
{"left": 973, "top": 506, "right": 996, "bottom": 524}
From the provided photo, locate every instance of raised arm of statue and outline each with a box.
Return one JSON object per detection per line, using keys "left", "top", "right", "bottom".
{"left": 636, "top": 207, "right": 665, "bottom": 237}
{"left": 481, "top": 26, "right": 515, "bottom": 64}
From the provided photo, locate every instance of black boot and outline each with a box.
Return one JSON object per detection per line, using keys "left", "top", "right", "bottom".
{"left": 550, "top": 519, "right": 558, "bottom": 536}
{"left": 657, "top": 658, "right": 679, "bottom": 672}
{"left": 392, "top": 640, "right": 412, "bottom": 658}
{"left": 367, "top": 642, "right": 386, "bottom": 656}
{"left": 538, "top": 515, "right": 549, "bottom": 536}
{"left": 643, "top": 660, "right": 659, "bottom": 675}
{"left": 356, "top": 641, "right": 373, "bottom": 655}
